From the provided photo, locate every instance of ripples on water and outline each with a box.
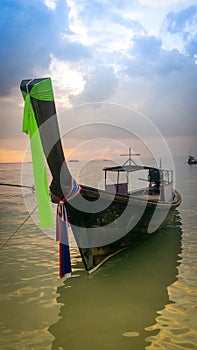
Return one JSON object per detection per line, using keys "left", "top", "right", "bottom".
{"left": 0, "top": 161, "right": 197, "bottom": 350}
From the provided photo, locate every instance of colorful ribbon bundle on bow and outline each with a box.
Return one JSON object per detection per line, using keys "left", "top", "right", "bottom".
{"left": 21, "top": 78, "right": 54, "bottom": 228}
{"left": 56, "top": 178, "right": 81, "bottom": 278}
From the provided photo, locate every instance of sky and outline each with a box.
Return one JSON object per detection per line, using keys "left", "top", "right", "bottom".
{"left": 0, "top": 0, "right": 197, "bottom": 163}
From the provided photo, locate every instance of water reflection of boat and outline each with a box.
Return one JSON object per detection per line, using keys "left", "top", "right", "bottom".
{"left": 48, "top": 211, "right": 182, "bottom": 350}
{"left": 20, "top": 77, "right": 182, "bottom": 275}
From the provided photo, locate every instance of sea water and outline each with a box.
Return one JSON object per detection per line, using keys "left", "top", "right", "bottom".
{"left": 0, "top": 159, "right": 196, "bottom": 350}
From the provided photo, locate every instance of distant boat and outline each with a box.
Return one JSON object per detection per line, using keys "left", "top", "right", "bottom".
{"left": 187, "top": 147, "right": 197, "bottom": 165}
{"left": 187, "top": 155, "right": 197, "bottom": 165}
{"left": 68, "top": 159, "right": 79, "bottom": 163}
{"left": 20, "top": 78, "right": 182, "bottom": 274}
{"left": 95, "top": 158, "right": 110, "bottom": 161}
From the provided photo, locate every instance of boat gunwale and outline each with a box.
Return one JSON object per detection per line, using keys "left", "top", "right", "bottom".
{"left": 79, "top": 184, "right": 181, "bottom": 208}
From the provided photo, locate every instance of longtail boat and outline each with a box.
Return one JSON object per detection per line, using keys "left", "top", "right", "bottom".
{"left": 20, "top": 77, "right": 182, "bottom": 276}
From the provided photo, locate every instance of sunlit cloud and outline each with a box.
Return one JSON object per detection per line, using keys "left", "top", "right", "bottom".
{"left": 48, "top": 54, "right": 86, "bottom": 108}
{"left": 42, "top": 0, "right": 58, "bottom": 10}
{"left": 65, "top": 0, "right": 142, "bottom": 52}
{"left": 139, "top": 0, "right": 191, "bottom": 7}
{"left": 162, "top": 4, "right": 197, "bottom": 53}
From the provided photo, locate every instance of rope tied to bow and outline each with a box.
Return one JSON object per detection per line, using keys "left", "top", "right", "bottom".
{"left": 54, "top": 178, "right": 81, "bottom": 278}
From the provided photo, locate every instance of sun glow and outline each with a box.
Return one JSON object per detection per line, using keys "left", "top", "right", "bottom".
{"left": 48, "top": 55, "right": 86, "bottom": 108}
{"left": 0, "top": 149, "right": 26, "bottom": 163}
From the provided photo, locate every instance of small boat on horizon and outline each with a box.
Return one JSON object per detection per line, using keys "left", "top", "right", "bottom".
{"left": 68, "top": 159, "right": 79, "bottom": 163}
{"left": 20, "top": 77, "right": 182, "bottom": 275}
{"left": 187, "top": 147, "right": 197, "bottom": 165}
{"left": 187, "top": 154, "right": 197, "bottom": 165}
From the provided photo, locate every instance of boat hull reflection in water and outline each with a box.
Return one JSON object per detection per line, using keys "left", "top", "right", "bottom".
{"left": 48, "top": 211, "right": 182, "bottom": 350}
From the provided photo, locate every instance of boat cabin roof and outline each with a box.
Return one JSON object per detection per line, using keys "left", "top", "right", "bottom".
{"left": 103, "top": 165, "right": 158, "bottom": 173}
{"left": 103, "top": 164, "right": 173, "bottom": 174}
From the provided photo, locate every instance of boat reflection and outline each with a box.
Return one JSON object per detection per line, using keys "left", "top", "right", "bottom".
{"left": 48, "top": 211, "right": 182, "bottom": 350}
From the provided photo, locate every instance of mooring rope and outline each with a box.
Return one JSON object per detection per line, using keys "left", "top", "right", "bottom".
{"left": 0, "top": 205, "right": 38, "bottom": 249}
{"left": 0, "top": 183, "right": 35, "bottom": 192}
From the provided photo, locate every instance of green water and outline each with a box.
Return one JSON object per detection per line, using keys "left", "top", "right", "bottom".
{"left": 0, "top": 160, "right": 196, "bottom": 349}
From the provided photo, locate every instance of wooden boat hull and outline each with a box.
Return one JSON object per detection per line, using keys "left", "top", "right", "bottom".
{"left": 61, "top": 185, "right": 181, "bottom": 272}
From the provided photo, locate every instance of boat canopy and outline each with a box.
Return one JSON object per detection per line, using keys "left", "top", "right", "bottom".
{"left": 103, "top": 159, "right": 174, "bottom": 200}
{"left": 103, "top": 164, "right": 158, "bottom": 173}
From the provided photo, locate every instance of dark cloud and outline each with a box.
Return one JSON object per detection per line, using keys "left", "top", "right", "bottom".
{"left": 139, "top": 56, "right": 197, "bottom": 137}
{"left": 126, "top": 36, "right": 171, "bottom": 77}
{"left": 71, "top": 65, "right": 118, "bottom": 104}
{"left": 126, "top": 35, "right": 194, "bottom": 78}
{"left": 149, "top": 79, "right": 196, "bottom": 136}
{"left": 132, "top": 36, "right": 162, "bottom": 58}
{"left": 126, "top": 36, "right": 161, "bottom": 77}
{"left": 0, "top": 0, "right": 90, "bottom": 96}
{"left": 0, "top": 1, "right": 53, "bottom": 95}
{"left": 116, "top": 32, "right": 197, "bottom": 137}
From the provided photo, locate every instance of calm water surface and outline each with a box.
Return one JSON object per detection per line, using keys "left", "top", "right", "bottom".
{"left": 0, "top": 160, "right": 196, "bottom": 350}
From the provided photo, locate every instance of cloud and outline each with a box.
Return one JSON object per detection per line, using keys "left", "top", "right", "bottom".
{"left": 56, "top": 40, "right": 91, "bottom": 61}
{"left": 139, "top": 0, "right": 187, "bottom": 8}
{"left": 0, "top": 1, "right": 56, "bottom": 96}
{"left": 71, "top": 65, "right": 118, "bottom": 104}
{"left": 43, "top": 0, "right": 58, "bottom": 10}
{"left": 131, "top": 35, "right": 162, "bottom": 59}
{"left": 0, "top": 90, "right": 26, "bottom": 139}
{"left": 0, "top": 0, "right": 89, "bottom": 96}
{"left": 186, "top": 34, "right": 197, "bottom": 56}
{"left": 47, "top": 55, "right": 86, "bottom": 108}
{"left": 0, "top": 0, "right": 197, "bottom": 162}
{"left": 162, "top": 5, "right": 197, "bottom": 56}
{"left": 125, "top": 49, "right": 197, "bottom": 137}
{"left": 65, "top": 0, "right": 144, "bottom": 51}
{"left": 164, "top": 5, "right": 197, "bottom": 34}
{"left": 126, "top": 35, "right": 190, "bottom": 78}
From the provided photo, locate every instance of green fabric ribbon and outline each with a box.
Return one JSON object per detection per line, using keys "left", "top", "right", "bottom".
{"left": 22, "top": 78, "right": 54, "bottom": 228}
